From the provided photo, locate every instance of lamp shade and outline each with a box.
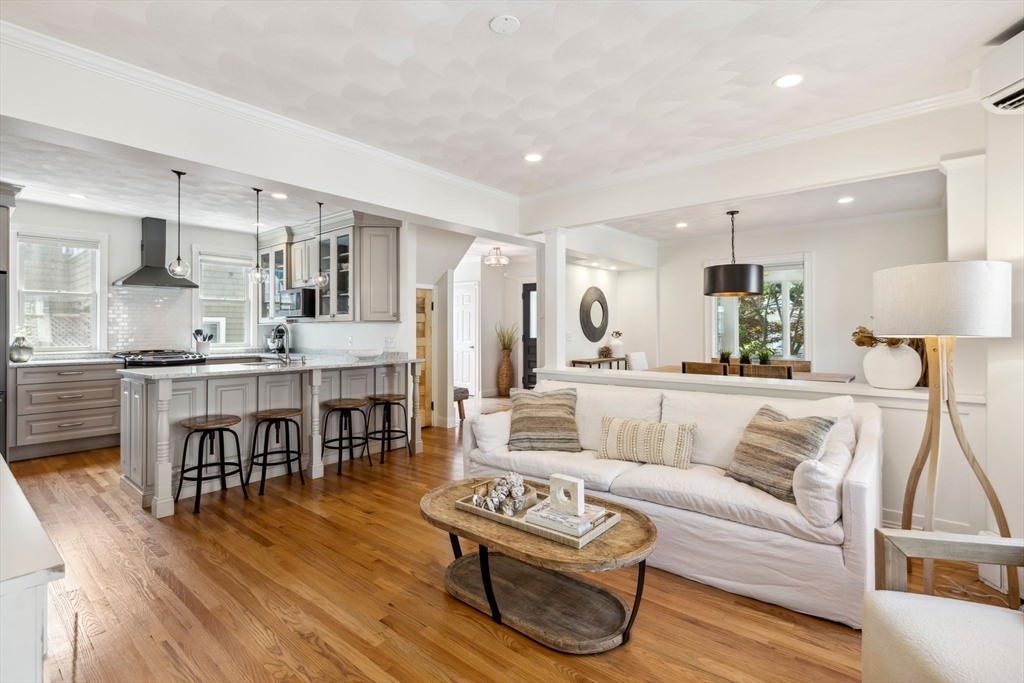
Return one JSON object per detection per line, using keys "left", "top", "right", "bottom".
{"left": 872, "top": 260, "right": 1011, "bottom": 338}
{"left": 704, "top": 263, "right": 764, "bottom": 297}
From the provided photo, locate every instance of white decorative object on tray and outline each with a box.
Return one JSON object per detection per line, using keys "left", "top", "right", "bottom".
{"left": 524, "top": 499, "right": 607, "bottom": 537}
{"left": 549, "top": 473, "right": 585, "bottom": 516}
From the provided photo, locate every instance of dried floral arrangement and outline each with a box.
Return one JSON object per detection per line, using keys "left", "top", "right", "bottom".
{"left": 851, "top": 326, "right": 906, "bottom": 348}
{"left": 610, "top": 330, "right": 622, "bottom": 339}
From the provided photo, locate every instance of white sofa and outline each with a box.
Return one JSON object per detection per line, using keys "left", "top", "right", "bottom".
{"left": 462, "top": 380, "right": 883, "bottom": 629}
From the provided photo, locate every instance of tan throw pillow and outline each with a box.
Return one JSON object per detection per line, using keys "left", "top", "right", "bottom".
{"left": 508, "top": 388, "right": 581, "bottom": 452}
{"left": 598, "top": 416, "right": 695, "bottom": 469}
{"left": 726, "top": 405, "right": 836, "bottom": 503}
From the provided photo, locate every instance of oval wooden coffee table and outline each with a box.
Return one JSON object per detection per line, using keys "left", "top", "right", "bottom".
{"left": 420, "top": 478, "right": 657, "bottom": 654}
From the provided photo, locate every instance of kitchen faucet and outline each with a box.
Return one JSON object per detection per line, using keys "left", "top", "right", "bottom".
{"left": 273, "top": 323, "right": 290, "bottom": 364}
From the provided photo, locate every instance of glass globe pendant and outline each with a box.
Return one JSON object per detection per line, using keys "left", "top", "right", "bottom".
{"left": 166, "top": 170, "right": 192, "bottom": 278}
{"left": 312, "top": 201, "right": 330, "bottom": 289}
{"left": 248, "top": 188, "right": 267, "bottom": 284}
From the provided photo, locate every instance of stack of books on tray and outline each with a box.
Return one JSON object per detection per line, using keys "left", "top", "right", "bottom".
{"left": 524, "top": 499, "right": 609, "bottom": 537}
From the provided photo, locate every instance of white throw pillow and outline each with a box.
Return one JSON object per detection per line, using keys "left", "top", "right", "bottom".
{"left": 792, "top": 441, "right": 853, "bottom": 527}
{"left": 472, "top": 410, "right": 511, "bottom": 453}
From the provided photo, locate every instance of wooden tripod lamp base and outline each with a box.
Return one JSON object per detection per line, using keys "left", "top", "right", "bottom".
{"left": 900, "top": 336, "right": 1020, "bottom": 609}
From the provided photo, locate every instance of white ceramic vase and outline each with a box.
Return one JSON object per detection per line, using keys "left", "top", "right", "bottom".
{"left": 609, "top": 338, "right": 624, "bottom": 357}
{"left": 862, "top": 344, "right": 922, "bottom": 389}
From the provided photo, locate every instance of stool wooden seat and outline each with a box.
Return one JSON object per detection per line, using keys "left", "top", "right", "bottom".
{"left": 369, "top": 393, "right": 405, "bottom": 402}
{"left": 181, "top": 414, "right": 241, "bottom": 430}
{"left": 454, "top": 386, "right": 470, "bottom": 420}
{"left": 252, "top": 407, "right": 303, "bottom": 420}
{"left": 323, "top": 398, "right": 368, "bottom": 410}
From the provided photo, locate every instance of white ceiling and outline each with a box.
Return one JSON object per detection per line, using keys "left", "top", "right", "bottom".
{"left": 464, "top": 237, "right": 538, "bottom": 260}
{"left": 1, "top": 1, "right": 1019, "bottom": 196}
{"left": 604, "top": 169, "right": 946, "bottom": 242}
{"left": 0, "top": 133, "right": 339, "bottom": 231}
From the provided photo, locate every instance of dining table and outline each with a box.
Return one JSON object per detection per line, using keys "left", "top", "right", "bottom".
{"left": 648, "top": 365, "right": 856, "bottom": 383}
{"left": 571, "top": 357, "right": 628, "bottom": 369}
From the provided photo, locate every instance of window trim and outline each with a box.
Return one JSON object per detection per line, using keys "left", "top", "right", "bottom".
{"left": 11, "top": 226, "right": 109, "bottom": 353}
{"left": 703, "top": 251, "right": 814, "bottom": 362}
{"left": 191, "top": 244, "right": 257, "bottom": 350}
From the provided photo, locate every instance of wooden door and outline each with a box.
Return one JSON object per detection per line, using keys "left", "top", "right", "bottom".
{"left": 453, "top": 283, "right": 477, "bottom": 396}
{"left": 416, "top": 288, "right": 432, "bottom": 428}
{"left": 522, "top": 283, "right": 538, "bottom": 389}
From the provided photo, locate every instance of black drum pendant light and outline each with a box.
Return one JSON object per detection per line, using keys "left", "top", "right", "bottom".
{"left": 703, "top": 210, "right": 763, "bottom": 297}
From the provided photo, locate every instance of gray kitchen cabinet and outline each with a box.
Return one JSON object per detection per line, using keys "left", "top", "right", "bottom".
{"left": 258, "top": 244, "right": 289, "bottom": 323}
{"left": 359, "top": 226, "right": 398, "bottom": 322}
{"left": 289, "top": 239, "right": 320, "bottom": 288}
{"left": 316, "top": 227, "right": 355, "bottom": 321}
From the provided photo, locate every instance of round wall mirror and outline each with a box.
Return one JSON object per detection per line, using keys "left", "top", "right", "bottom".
{"left": 579, "top": 286, "right": 609, "bottom": 342}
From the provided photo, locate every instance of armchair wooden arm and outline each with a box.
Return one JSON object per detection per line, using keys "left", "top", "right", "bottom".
{"left": 874, "top": 528, "right": 1024, "bottom": 598}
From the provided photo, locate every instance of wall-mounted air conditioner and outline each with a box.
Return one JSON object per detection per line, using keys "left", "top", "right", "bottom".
{"left": 980, "top": 30, "right": 1023, "bottom": 115}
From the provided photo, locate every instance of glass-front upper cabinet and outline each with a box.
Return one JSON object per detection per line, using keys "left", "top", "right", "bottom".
{"left": 258, "top": 244, "right": 289, "bottom": 323}
{"left": 258, "top": 250, "right": 272, "bottom": 321}
{"left": 316, "top": 227, "right": 355, "bottom": 321}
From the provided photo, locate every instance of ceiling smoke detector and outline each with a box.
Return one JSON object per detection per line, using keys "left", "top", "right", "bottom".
{"left": 489, "top": 15, "right": 521, "bottom": 35}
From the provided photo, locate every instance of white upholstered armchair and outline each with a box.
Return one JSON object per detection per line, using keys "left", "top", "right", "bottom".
{"left": 863, "top": 528, "right": 1024, "bottom": 683}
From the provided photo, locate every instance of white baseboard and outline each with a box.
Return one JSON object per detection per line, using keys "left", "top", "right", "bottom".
{"left": 881, "top": 508, "right": 972, "bottom": 534}
{"left": 481, "top": 388, "right": 499, "bottom": 398}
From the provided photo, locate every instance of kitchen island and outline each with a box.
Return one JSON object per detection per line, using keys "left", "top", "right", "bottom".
{"left": 117, "top": 356, "right": 423, "bottom": 518}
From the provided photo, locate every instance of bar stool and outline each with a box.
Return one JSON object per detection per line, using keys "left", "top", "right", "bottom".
{"left": 175, "top": 414, "right": 248, "bottom": 514}
{"left": 367, "top": 392, "right": 409, "bottom": 463}
{"left": 322, "top": 398, "right": 370, "bottom": 473}
{"left": 247, "top": 408, "right": 304, "bottom": 496}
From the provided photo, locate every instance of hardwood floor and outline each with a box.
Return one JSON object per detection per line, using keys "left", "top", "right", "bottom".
{"left": 6, "top": 423, "right": 1003, "bottom": 683}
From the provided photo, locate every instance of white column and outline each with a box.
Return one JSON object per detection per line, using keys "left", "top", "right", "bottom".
{"left": 541, "top": 228, "right": 567, "bottom": 369}
{"left": 306, "top": 368, "right": 323, "bottom": 479}
{"left": 410, "top": 361, "right": 422, "bottom": 453}
{"left": 151, "top": 378, "right": 175, "bottom": 518}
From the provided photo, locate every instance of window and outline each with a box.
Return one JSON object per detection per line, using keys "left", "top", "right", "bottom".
{"left": 16, "top": 233, "right": 104, "bottom": 351}
{"left": 709, "top": 254, "right": 811, "bottom": 360}
{"left": 195, "top": 251, "right": 253, "bottom": 348}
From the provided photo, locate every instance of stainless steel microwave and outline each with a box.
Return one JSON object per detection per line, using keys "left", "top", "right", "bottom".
{"left": 275, "top": 287, "right": 317, "bottom": 318}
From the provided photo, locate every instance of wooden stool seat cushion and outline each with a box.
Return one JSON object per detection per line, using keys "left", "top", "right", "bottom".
{"left": 253, "top": 407, "right": 303, "bottom": 420}
{"left": 323, "top": 398, "right": 369, "bottom": 410}
{"left": 181, "top": 414, "right": 241, "bottom": 430}
{"left": 454, "top": 386, "right": 470, "bottom": 402}
{"left": 370, "top": 393, "right": 406, "bottom": 403}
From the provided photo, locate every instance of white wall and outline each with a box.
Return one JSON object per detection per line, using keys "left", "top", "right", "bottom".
{"left": 565, "top": 264, "right": 619, "bottom": 361}
{"left": 416, "top": 225, "right": 474, "bottom": 286}
{"left": 479, "top": 262, "right": 504, "bottom": 396}
{"left": 657, "top": 211, "right": 949, "bottom": 381}
{"left": 617, "top": 268, "right": 659, "bottom": 367}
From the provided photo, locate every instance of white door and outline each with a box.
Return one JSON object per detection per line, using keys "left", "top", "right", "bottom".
{"left": 453, "top": 283, "right": 477, "bottom": 396}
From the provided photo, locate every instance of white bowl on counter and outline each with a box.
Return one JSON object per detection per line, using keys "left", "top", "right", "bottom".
{"left": 348, "top": 348, "right": 384, "bottom": 360}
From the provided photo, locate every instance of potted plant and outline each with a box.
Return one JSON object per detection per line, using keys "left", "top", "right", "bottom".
{"left": 738, "top": 344, "right": 753, "bottom": 365}
{"left": 718, "top": 349, "right": 732, "bottom": 364}
{"left": 495, "top": 322, "right": 519, "bottom": 397}
{"left": 757, "top": 347, "right": 773, "bottom": 365}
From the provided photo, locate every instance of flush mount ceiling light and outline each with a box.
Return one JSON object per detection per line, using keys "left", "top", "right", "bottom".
{"left": 489, "top": 15, "right": 520, "bottom": 35}
{"left": 484, "top": 247, "right": 510, "bottom": 267}
{"left": 312, "top": 201, "right": 330, "bottom": 289}
{"left": 248, "top": 188, "right": 268, "bottom": 285}
{"left": 703, "top": 211, "right": 764, "bottom": 297}
{"left": 610, "top": 266, "right": 617, "bottom": 270}
{"left": 590, "top": 262, "right": 599, "bottom": 267}
{"left": 166, "top": 170, "right": 191, "bottom": 279}
{"left": 68, "top": 193, "right": 87, "bottom": 199}
{"left": 676, "top": 222, "right": 688, "bottom": 228}
{"left": 838, "top": 197, "right": 855, "bottom": 204}
{"left": 524, "top": 153, "right": 543, "bottom": 162}
{"left": 270, "top": 192, "right": 288, "bottom": 199}
{"left": 773, "top": 73, "right": 804, "bottom": 88}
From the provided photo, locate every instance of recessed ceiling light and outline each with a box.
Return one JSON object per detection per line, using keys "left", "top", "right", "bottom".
{"left": 773, "top": 74, "right": 804, "bottom": 88}
{"left": 837, "top": 197, "right": 854, "bottom": 204}
{"left": 524, "top": 153, "right": 543, "bottom": 163}
{"left": 676, "top": 222, "right": 688, "bottom": 228}
{"left": 68, "top": 193, "right": 86, "bottom": 199}
{"left": 253, "top": 222, "right": 265, "bottom": 227}
{"left": 489, "top": 15, "right": 520, "bottom": 35}
{"left": 590, "top": 262, "right": 599, "bottom": 267}
{"left": 270, "top": 192, "right": 288, "bottom": 199}
{"left": 610, "top": 266, "right": 617, "bottom": 270}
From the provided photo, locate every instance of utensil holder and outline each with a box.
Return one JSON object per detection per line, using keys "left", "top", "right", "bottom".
{"left": 196, "top": 341, "right": 211, "bottom": 355}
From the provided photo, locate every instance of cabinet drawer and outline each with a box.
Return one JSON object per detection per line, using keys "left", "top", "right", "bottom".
{"left": 17, "top": 406, "right": 120, "bottom": 446}
{"left": 16, "top": 364, "right": 121, "bottom": 385}
{"left": 17, "top": 380, "right": 120, "bottom": 415}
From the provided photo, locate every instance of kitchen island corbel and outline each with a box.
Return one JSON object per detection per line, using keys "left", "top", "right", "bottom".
{"left": 118, "top": 357, "right": 423, "bottom": 518}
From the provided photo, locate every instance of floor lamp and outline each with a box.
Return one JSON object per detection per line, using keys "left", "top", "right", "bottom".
{"left": 873, "top": 260, "right": 1018, "bottom": 609}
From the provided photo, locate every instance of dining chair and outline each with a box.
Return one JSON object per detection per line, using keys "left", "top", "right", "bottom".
{"left": 771, "top": 360, "right": 812, "bottom": 372}
{"left": 681, "top": 361, "right": 729, "bottom": 376}
{"left": 626, "top": 351, "right": 648, "bottom": 371}
{"left": 739, "top": 364, "right": 794, "bottom": 379}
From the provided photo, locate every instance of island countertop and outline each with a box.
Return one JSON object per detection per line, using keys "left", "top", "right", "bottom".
{"left": 117, "top": 356, "right": 424, "bottom": 381}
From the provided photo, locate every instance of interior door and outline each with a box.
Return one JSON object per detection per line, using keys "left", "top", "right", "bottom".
{"left": 453, "top": 283, "right": 477, "bottom": 396}
{"left": 416, "top": 288, "right": 433, "bottom": 428}
{"left": 522, "top": 283, "right": 538, "bottom": 389}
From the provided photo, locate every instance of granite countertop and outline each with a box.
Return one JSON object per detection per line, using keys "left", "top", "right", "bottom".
{"left": 9, "top": 349, "right": 261, "bottom": 368}
{"left": 118, "top": 356, "right": 423, "bottom": 381}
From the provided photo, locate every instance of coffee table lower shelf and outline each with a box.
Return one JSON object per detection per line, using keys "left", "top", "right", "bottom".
{"left": 445, "top": 549, "right": 641, "bottom": 654}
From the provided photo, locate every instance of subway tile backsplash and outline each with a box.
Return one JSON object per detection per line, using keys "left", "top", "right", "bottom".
{"left": 107, "top": 287, "right": 193, "bottom": 351}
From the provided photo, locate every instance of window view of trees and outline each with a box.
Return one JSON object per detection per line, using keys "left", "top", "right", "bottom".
{"left": 716, "top": 268, "right": 805, "bottom": 359}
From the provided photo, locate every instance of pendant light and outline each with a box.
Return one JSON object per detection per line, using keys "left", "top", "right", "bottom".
{"left": 248, "top": 188, "right": 268, "bottom": 284}
{"left": 484, "top": 246, "right": 510, "bottom": 267}
{"left": 312, "top": 201, "right": 330, "bottom": 289}
{"left": 166, "top": 170, "right": 191, "bottom": 278}
{"left": 703, "top": 210, "right": 763, "bottom": 297}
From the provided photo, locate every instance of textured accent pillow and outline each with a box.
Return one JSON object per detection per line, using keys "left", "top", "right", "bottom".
{"left": 472, "top": 410, "right": 511, "bottom": 453}
{"left": 598, "top": 416, "right": 695, "bottom": 469}
{"left": 793, "top": 442, "right": 854, "bottom": 527}
{"left": 726, "top": 406, "right": 836, "bottom": 503}
{"left": 508, "top": 388, "right": 581, "bottom": 452}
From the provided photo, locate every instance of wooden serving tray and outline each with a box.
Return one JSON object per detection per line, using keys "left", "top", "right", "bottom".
{"left": 455, "top": 493, "right": 621, "bottom": 549}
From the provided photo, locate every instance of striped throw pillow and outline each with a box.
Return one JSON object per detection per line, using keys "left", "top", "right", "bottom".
{"left": 508, "top": 388, "right": 581, "bottom": 452}
{"left": 726, "top": 405, "right": 836, "bottom": 503}
{"left": 598, "top": 416, "right": 696, "bottom": 469}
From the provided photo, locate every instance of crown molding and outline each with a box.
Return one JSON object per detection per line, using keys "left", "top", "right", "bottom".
{"left": 0, "top": 21, "right": 520, "bottom": 208}
{"left": 520, "top": 89, "right": 980, "bottom": 205}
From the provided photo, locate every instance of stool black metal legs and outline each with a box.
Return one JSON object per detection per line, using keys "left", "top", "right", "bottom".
{"left": 174, "top": 428, "right": 248, "bottom": 514}
{"left": 247, "top": 418, "right": 304, "bottom": 496}
{"left": 367, "top": 400, "right": 409, "bottom": 463}
{"left": 323, "top": 408, "right": 369, "bottom": 474}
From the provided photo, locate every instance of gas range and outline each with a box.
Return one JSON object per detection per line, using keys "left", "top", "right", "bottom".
{"left": 113, "top": 350, "right": 207, "bottom": 367}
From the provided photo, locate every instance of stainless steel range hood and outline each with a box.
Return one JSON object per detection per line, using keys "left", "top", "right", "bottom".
{"left": 113, "top": 217, "right": 198, "bottom": 288}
